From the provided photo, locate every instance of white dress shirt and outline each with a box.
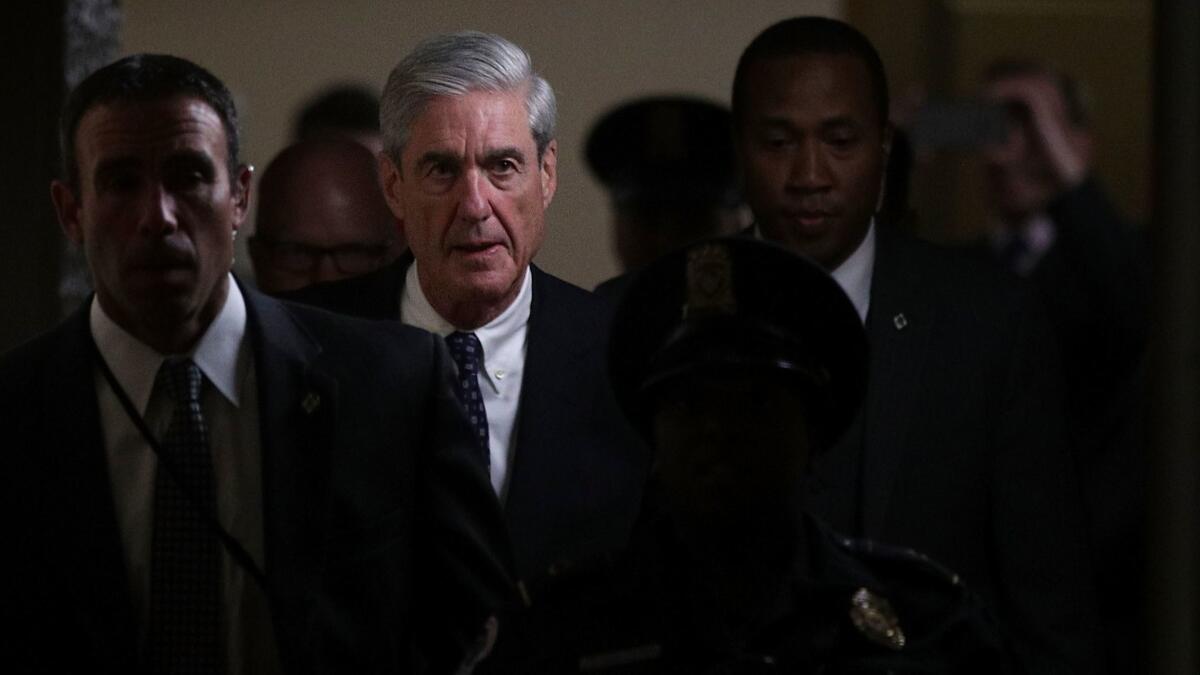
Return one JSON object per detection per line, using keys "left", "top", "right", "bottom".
{"left": 400, "top": 262, "right": 532, "bottom": 500}
{"left": 829, "top": 221, "right": 876, "bottom": 324}
{"left": 91, "top": 277, "right": 279, "bottom": 674}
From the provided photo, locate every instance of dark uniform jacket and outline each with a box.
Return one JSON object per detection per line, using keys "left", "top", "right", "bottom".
{"left": 281, "top": 256, "right": 650, "bottom": 580}
{"left": 0, "top": 283, "right": 514, "bottom": 674}
{"left": 599, "top": 227, "right": 1101, "bottom": 674}
{"left": 484, "top": 512, "right": 1017, "bottom": 674}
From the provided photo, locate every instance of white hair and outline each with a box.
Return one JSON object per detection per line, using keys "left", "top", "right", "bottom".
{"left": 380, "top": 31, "right": 556, "bottom": 164}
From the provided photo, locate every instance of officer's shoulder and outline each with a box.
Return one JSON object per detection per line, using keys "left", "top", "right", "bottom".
{"left": 832, "top": 532, "right": 968, "bottom": 594}
{"left": 810, "top": 519, "right": 978, "bottom": 634}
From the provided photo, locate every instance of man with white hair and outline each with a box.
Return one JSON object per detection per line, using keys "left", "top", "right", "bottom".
{"left": 285, "top": 32, "right": 647, "bottom": 581}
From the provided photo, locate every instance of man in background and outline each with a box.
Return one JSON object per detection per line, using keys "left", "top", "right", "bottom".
{"left": 250, "top": 139, "right": 402, "bottom": 294}
{"left": 732, "top": 17, "right": 1101, "bottom": 673}
{"left": 585, "top": 96, "right": 746, "bottom": 272}
{"left": 977, "top": 59, "right": 1149, "bottom": 673}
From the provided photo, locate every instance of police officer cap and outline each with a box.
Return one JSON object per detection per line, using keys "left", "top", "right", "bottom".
{"left": 608, "top": 236, "right": 868, "bottom": 450}
{"left": 585, "top": 96, "right": 737, "bottom": 208}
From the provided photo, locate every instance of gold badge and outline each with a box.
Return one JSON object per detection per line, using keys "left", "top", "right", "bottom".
{"left": 849, "top": 587, "right": 906, "bottom": 650}
{"left": 684, "top": 243, "right": 736, "bottom": 319}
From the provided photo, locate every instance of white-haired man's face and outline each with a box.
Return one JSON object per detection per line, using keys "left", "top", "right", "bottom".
{"left": 380, "top": 90, "right": 557, "bottom": 329}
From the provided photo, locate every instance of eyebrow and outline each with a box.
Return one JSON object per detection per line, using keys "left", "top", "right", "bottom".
{"left": 819, "top": 115, "right": 862, "bottom": 131}
{"left": 415, "top": 150, "right": 461, "bottom": 173}
{"left": 482, "top": 147, "right": 527, "bottom": 166}
{"left": 93, "top": 156, "right": 141, "bottom": 183}
{"left": 163, "top": 148, "right": 218, "bottom": 173}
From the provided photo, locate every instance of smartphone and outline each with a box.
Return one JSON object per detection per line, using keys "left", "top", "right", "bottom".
{"left": 909, "top": 99, "right": 1013, "bottom": 149}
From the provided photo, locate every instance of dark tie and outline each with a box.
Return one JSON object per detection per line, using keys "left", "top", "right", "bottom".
{"left": 998, "top": 234, "right": 1030, "bottom": 275}
{"left": 147, "top": 358, "right": 223, "bottom": 674}
{"left": 445, "top": 332, "right": 491, "bottom": 466}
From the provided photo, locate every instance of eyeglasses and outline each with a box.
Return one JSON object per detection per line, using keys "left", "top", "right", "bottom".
{"left": 249, "top": 237, "right": 393, "bottom": 276}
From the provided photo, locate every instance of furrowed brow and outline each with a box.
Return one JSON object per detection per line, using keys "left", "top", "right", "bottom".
{"left": 416, "top": 150, "right": 462, "bottom": 173}
{"left": 482, "top": 147, "right": 526, "bottom": 166}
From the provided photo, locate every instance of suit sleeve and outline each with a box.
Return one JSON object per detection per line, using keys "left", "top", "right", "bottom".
{"left": 990, "top": 286, "right": 1104, "bottom": 675}
{"left": 1044, "top": 178, "right": 1149, "bottom": 395}
{"left": 413, "top": 333, "right": 519, "bottom": 672}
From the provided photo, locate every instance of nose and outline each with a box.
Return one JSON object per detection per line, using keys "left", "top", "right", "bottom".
{"left": 457, "top": 168, "right": 493, "bottom": 223}
{"left": 786, "top": 140, "right": 832, "bottom": 193}
{"left": 138, "top": 183, "right": 179, "bottom": 235}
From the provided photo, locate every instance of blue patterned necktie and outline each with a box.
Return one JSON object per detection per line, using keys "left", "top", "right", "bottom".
{"left": 147, "top": 358, "right": 223, "bottom": 674}
{"left": 445, "top": 332, "right": 491, "bottom": 470}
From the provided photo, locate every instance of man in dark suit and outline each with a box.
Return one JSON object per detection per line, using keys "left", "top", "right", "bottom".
{"left": 975, "top": 60, "right": 1149, "bottom": 673}
{"left": 0, "top": 53, "right": 512, "bottom": 674}
{"left": 731, "top": 18, "right": 1101, "bottom": 674}
{"left": 283, "top": 32, "right": 647, "bottom": 581}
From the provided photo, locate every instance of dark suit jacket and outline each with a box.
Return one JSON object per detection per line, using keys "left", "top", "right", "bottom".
{"left": 0, "top": 283, "right": 514, "bottom": 674}
{"left": 967, "top": 179, "right": 1149, "bottom": 674}
{"left": 803, "top": 225, "right": 1100, "bottom": 675}
{"left": 281, "top": 257, "right": 649, "bottom": 579}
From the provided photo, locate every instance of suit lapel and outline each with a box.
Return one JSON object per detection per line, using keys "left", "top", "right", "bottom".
{"left": 503, "top": 268, "right": 594, "bottom": 559}
{"left": 46, "top": 306, "right": 138, "bottom": 666}
{"left": 859, "top": 229, "right": 935, "bottom": 537}
{"left": 243, "top": 285, "right": 338, "bottom": 668}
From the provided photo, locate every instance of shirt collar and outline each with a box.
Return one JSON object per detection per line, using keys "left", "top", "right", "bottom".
{"left": 90, "top": 274, "right": 248, "bottom": 413}
{"left": 828, "top": 221, "right": 875, "bottom": 324}
{"left": 401, "top": 262, "right": 532, "bottom": 335}
{"left": 401, "top": 262, "right": 532, "bottom": 390}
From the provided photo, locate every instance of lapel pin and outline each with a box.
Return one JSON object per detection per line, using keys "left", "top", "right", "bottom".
{"left": 893, "top": 313, "right": 908, "bottom": 331}
{"left": 301, "top": 392, "right": 321, "bottom": 414}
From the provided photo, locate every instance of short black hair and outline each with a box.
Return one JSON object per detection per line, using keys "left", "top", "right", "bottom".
{"left": 732, "top": 16, "right": 889, "bottom": 131}
{"left": 59, "top": 53, "right": 240, "bottom": 190}
{"left": 294, "top": 84, "right": 380, "bottom": 141}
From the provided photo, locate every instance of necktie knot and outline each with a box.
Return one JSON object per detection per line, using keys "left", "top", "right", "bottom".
{"left": 446, "top": 331, "right": 484, "bottom": 376}
{"left": 159, "top": 357, "right": 204, "bottom": 407}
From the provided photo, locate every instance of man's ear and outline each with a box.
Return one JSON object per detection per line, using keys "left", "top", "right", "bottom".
{"left": 230, "top": 163, "right": 253, "bottom": 233}
{"left": 378, "top": 152, "right": 405, "bottom": 235}
{"left": 50, "top": 180, "right": 83, "bottom": 245}
{"left": 539, "top": 139, "right": 558, "bottom": 210}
